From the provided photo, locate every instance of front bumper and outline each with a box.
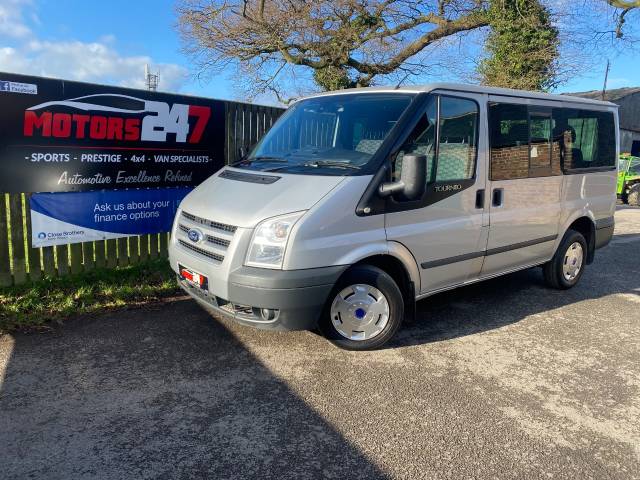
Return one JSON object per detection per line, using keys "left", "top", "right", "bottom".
{"left": 178, "top": 265, "right": 348, "bottom": 331}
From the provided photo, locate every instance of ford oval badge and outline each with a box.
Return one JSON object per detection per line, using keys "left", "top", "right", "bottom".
{"left": 187, "top": 228, "right": 203, "bottom": 243}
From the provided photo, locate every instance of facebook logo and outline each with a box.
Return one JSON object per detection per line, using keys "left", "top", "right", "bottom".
{"left": 0, "top": 81, "right": 9, "bottom": 92}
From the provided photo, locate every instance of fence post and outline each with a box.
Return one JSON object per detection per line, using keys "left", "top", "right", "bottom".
{"left": 243, "top": 104, "right": 251, "bottom": 152}
{"left": 0, "top": 194, "right": 11, "bottom": 286}
{"left": 69, "top": 243, "right": 83, "bottom": 274}
{"left": 235, "top": 103, "right": 244, "bottom": 163}
{"left": 24, "top": 193, "right": 42, "bottom": 282}
{"left": 128, "top": 236, "right": 140, "bottom": 265}
{"left": 225, "top": 102, "right": 231, "bottom": 165}
{"left": 106, "top": 239, "right": 117, "bottom": 268}
{"left": 8, "top": 193, "right": 27, "bottom": 285}
{"left": 42, "top": 246, "right": 56, "bottom": 278}
{"left": 159, "top": 232, "right": 168, "bottom": 258}
{"left": 82, "top": 242, "right": 95, "bottom": 271}
{"left": 139, "top": 234, "right": 150, "bottom": 263}
{"left": 56, "top": 244, "right": 69, "bottom": 276}
{"left": 94, "top": 240, "right": 106, "bottom": 269}
{"left": 117, "top": 237, "right": 129, "bottom": 267}
{"left": 149, "top": 234, "right": 159, "bottom": 259}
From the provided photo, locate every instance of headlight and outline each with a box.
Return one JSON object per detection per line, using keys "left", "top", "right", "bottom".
{"left": 245, "top": 211, "right": 305, "bottom": 269}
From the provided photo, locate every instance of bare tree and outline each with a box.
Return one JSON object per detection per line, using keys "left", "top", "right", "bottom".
{"left": 177, "top": 0, "right": 640, "bottom": 100}
{"left": 178, "top": 0, "right": 492, "bottom": 100}
{"left": 609, "top": 0, "right": 640, "bottom": 37}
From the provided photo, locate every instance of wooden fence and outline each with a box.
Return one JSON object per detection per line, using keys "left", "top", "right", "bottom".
{"left": 0, "top": 101, "right": 283, "bottom": 287}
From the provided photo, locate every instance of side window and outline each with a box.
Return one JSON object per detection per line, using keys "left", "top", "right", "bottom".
{"left": 436, "top": 97, "right": 478, "bottom": 181}
{"left": 392, "top": 99, "right": 437, "bottom": 182}
{"left": 529, "top": 112, "right": 552, "bottom": 172}
{"left": 490, "top": 103, "right": 563, "bottom": 180}
{"left": 552, "top": 108, "right": 616, "bottom": 171}
{"left": 489, "top": 103, "right": 529, "bottom": 180}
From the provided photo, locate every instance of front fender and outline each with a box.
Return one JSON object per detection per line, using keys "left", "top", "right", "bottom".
{"left": 332, "top": 241, "right": 421, "bottom": 293}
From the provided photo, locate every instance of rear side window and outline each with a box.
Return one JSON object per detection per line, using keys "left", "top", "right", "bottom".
{"left": 552, "top": 109, "right": 616, "bottom": 171}
{"left": 489, "top": 102, "right": 616, "bottom": 179}
{"left": 489, "top": 103, "right": 532, "bottom": 180}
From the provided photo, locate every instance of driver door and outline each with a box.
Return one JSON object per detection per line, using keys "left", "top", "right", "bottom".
{"left": 384, "top": 93, "right": 489, "bottom": 294}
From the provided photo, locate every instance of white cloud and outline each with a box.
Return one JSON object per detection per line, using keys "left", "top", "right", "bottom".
{"left": 0, "top": 0, "right": 32, "bottom": 38}
{"left": 0, "top": 1, "right": 188, "bottom": 93}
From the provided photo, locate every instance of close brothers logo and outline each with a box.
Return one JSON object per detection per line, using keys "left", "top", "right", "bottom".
{"left": 37, "top": 230, "right": 85, "bottom": 240}
{"left": 22, "top": 94, "right": 211, "bottom": 144}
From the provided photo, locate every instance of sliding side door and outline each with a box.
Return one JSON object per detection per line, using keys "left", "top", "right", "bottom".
{"left": 481, "top": 98, "right": 563, "bottom": 277}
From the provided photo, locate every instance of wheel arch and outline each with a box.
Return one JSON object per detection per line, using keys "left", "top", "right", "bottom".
{"left": 562, "top": 215, "right": 597, "bottom": 264}
{"left": 339, "top": 245, "right": 420, "bottom": 323}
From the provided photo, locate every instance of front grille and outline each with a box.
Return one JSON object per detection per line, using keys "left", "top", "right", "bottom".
{"left": 178, "top": 211, "right": 237, "bottom": 263}
{"left": 206, "top": 235, "right": 230, "bottom": 247}
{"left": 181, "top": 211, "right": 237, "bottom": 233}
{"left": 178, "top": 239, "right": 224, "bottom": 262}
{"left": 178, "top": 224, "right": 231, "bottom": 248}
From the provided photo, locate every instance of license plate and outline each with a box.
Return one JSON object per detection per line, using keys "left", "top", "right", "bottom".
{"left": 179, "top": 264, "right": 208, "bottom": 290}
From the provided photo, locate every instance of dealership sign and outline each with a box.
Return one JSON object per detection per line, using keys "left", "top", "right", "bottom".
{"left": 0, "top": 72, "right": 226, "bottom": 192}
{"left": 30, "top": 188, "right": 191, "bottom": 247}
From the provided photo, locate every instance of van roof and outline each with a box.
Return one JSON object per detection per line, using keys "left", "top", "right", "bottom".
{"left": 302, "top": 83, "right": 618, "bottom": 108}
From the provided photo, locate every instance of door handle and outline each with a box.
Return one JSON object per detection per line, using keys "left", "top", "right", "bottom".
{"left": 492, "top": 188, "right": 504, "bottom": 207}
{"left": 475, "top": 189, "right": 485, "bottom": 209}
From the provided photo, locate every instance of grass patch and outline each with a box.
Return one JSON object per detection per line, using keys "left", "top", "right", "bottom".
{"left": 0, "top": 259, "right": 181, "bottom": 334}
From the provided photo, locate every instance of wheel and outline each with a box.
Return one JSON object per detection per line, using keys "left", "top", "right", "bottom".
{"left": 319, "top": 265, "right": 404, "bottom": 350}
{"left": 620, "top": 193, "right": 629, "bottom": 205}
{"left": 628, "top": 183, "right": 640, "bottom": 206}
{"left": 543, "top": 229, "right": 587, "bottom": 289}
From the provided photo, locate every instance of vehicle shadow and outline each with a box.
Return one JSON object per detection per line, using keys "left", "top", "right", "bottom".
{"left": 390, "top": 232, "right": 640, "bottom": 349}
{"left": 0, "top": 299, "right": 388, "bottom": 480}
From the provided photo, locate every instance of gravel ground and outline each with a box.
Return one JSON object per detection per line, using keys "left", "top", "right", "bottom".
{"left": 1, "top": 206, "right": 639, "bottom": 480}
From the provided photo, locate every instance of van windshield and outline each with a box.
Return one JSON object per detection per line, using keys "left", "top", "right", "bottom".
{"left": 235, "top": 93, "right": 415, "bottom": 175}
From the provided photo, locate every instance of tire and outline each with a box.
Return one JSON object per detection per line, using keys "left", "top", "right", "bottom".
{"left": 319, "top": 265, "right": 404, "bottom": 350}
{"left": 628, "top": 183, "right": 640, "bottom": 206}
{"left": 543, "top": 229, "right": 587, "bottom": 290}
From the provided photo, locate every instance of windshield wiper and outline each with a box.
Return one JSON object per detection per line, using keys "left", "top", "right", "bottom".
{"left": 231, "top": 156, "right": 288, "bottom": 166}
{"left": 302, "top": 160, "right": 361, "bottom": 170}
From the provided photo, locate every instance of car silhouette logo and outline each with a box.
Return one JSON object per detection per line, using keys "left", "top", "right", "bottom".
{"left": 27, "top": 93, "right": 148, "bottom": 114}
{"left": 187, "top": 228, "right": 203, "bottom": 243}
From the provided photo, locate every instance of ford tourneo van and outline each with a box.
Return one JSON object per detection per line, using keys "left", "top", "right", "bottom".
{"left": 169, "top": 84, "right": 618, "bottom": 350}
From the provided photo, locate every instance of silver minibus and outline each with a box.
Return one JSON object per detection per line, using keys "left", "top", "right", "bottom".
{"left": 169, "top": 84, "right": 618, "bottom": 349}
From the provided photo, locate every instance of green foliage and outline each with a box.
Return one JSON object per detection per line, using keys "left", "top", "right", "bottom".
{"left": 0, "top": 259, "right": 180, "bottom": 334}
{"left": 479, "top": 0, "right": 559, "bottom": 91}
{"left": 313, "top": 66, "right": 354, "bottom": 91}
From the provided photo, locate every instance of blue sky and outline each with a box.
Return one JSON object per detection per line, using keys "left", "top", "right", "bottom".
{"left": 0, "top": 0, "right": 638, "bottom": 103}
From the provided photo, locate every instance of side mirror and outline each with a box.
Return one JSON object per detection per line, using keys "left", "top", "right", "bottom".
{"left": 378, "top": 154, "right": 427, "bottom": 201}
{"left": 238, "top": 146, "right": 247, "bottom": 160}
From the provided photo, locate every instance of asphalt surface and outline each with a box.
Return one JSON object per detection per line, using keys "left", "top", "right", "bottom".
{"left": 1, "top": 206, "right": 639, "bottom": 480}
